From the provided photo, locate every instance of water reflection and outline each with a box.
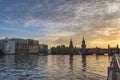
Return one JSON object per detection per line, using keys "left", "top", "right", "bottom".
{"left": 81, "top": 55, "right": 87, "bottom": 77}
{"left": 68, "top": 55, "right": 74, "bottom": 80}
{"left": 69, "top": 55, "right": 74, "bottom": 71}
{"left": 14, "top": 54, "right": 39, "bottom": 69}
{"left": 96, "top": 55, "right": 99, "bottom": 60}
{"left": 5, "top": 55, "right": 39, "bottom": 69}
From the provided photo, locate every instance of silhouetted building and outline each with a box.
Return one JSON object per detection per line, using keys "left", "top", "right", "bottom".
{"left": 81, "top": 37, "right": 86, "bottom": 56}
{"left": 39, "top": 44, "right": 48, "bottom": 55}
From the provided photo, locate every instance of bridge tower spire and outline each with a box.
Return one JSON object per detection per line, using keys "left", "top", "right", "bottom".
{"left": 69, "top": 38, "right": 74, "bottom": 56}
{"left": 81, "top": 36, "right": 86, "bottom": 56}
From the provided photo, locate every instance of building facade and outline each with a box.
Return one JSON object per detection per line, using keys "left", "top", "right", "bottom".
{"left": 3, "top": 39, "right": 15, "bottom": 54}
{"left": 0, "top": 38, "right": 39, "bottom": 54}
{"left": 0, "top": 39, "right": 5, "bottom": 51}
{"left": 0, "top": 38, "right": 15, "bottom": 54}
{"left": 11, "top": 38, "right": 29, "bottom": 54}
{"left": 28, "top": 39, "right": 39, "bottom": 54}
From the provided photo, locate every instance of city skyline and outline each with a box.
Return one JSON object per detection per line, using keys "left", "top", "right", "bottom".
{"left": 0, "top": 0, "right": 120, "bottom": 48}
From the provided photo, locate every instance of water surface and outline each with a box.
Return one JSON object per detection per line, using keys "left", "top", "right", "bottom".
{"left": 0, "top": 55, "right": 110, "bottom": 80}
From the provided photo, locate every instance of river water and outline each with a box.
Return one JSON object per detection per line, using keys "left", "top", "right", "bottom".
{"left": 0, "top": 55, "right": 110, "bottom": 80}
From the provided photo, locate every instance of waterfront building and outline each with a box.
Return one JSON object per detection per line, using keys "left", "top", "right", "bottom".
{"left": 12, "top": 38, "right": 29, "bottom": 54}
{"left": 81, "top": 37, "right": 86, "bottom": 56}
{"left": 3, "top": 38, "right": 15, "bottom": 54}
{"left": 0, "top": 38, "right": 39, "bottom": 54}
{"left": 28, "top": 39, "right": 39, "bottom": 54}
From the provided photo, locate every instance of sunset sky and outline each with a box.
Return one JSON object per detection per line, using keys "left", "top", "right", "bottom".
{"left": 0, "top": 0, "right": 120, "bottom": 48}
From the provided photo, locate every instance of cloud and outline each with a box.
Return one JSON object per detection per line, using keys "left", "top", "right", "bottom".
{"left": 0, "top": 0, "right": 120, "bottom": 48}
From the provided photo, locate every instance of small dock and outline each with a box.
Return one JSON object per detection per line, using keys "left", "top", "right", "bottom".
{"left": 107, "top": 54, "right": 120, "bottom": 80}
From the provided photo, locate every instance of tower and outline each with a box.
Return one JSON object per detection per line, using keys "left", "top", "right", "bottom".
{"left": 95, "top": 46, "right": 98, "bottom": 55}
{"left": 117, "top": 44, "right": 119, "bottom": 49}
{"left": 116, "top": 44, "right": 119, "bottom": 54}
{"left": 69, "top": 38, "right": 74, "bottom": 56}
{"left": 108, "top": 44, "right": 111, "bottom": 56}
{"left": 81, "top": 37, "right": 86, "bottom": 55}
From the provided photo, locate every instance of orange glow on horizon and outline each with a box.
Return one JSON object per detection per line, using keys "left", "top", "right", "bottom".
{"left": 48, "top": 39, "right": 120, "bottom": 49}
